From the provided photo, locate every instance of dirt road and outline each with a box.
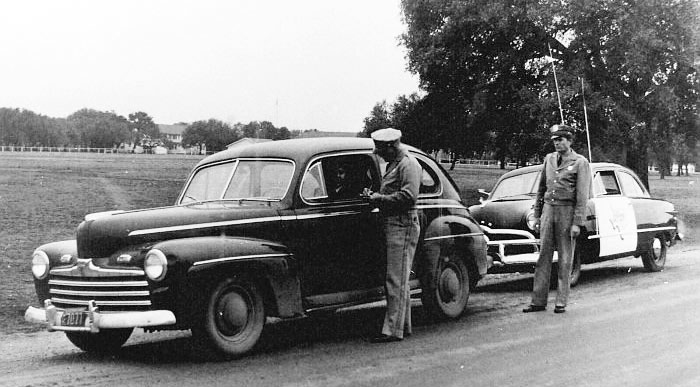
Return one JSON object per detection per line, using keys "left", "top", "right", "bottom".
{"left": 2, "top": 244, "right": 699, "bottom": 387}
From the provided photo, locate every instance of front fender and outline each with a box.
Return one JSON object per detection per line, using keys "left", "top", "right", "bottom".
{"left": 151, "top": 236, "right": 303, "bottom": 320}
{"left": 420, "top": 215, "right": 488, "bottom": 278}
{"left": 33, "top": 240, "right": 78, "bottom": 304}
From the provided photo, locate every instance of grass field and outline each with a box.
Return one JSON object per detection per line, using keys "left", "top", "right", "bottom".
{"left": 0, "top": 152, "right": 696, "bottom": 335}
{"left": 0, "top": 153, "right": 202, "bottom": 334}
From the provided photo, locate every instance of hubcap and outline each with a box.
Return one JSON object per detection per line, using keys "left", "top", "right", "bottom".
{"left": 216, "top": 291, "right": 249, "bottom": 336}
{"left": 438, "top": 266, "right": 460, "bottom": 302}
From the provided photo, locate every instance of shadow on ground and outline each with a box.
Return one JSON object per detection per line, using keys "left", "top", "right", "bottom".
{"left": 42, "top": 261, "right": 663, "bottom": 364}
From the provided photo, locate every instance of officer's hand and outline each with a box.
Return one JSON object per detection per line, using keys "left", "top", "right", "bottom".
{"left": 570, "top": 225, "right": 581, "bottom": 238}
{"left": 533, "top": 218, "right": 541, "bottom": 231}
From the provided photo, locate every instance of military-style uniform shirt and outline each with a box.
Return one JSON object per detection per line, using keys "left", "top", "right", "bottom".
{"left": 534, "top": 150, "right": 592, "bottom": 226}
{"left": 375, "top": 146, "right": 421, "bottom": 215}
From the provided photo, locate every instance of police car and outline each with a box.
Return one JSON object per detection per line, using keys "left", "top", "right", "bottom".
{"left": 469, "top": 162, "right": 682, "bottom": 285}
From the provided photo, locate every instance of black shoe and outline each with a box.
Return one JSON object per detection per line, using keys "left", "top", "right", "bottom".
{"left": 554, "top": 306, "right": 566, "bottom": 314}
{"left": 369, "top": 334, "right": 403, "bottom": 343}
{"left": 522, "top": 305, "right": 546, "bottom": 313}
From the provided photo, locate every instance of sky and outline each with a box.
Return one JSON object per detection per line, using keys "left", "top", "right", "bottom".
{"left": 0, "top": 1, "right": 420, "bottom": 132}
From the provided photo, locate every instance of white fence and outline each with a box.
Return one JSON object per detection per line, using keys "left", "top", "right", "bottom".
{"left": 0, "top": 146, "right": 205, "bottom": 155}
{"left": 439, "top": 158, "right": 503, "bottom": 168}
{"left": 0, "top": 145, "right": 118, "bottom": 153}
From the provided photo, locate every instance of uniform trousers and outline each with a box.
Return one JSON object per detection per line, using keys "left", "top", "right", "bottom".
{"left": 531, "top": 203, "right": 575, "bottom": 308}
{"left": 381, "top": 210, "right": 420, "bottom": 339}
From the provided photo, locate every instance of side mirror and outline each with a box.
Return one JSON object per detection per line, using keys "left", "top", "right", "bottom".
{"left": 477, "top": 189, "right": 490, "bottom": 203}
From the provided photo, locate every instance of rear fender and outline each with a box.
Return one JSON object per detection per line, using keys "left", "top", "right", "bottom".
{"left": 151, "top": 237, "right": 303, "bottom": 320}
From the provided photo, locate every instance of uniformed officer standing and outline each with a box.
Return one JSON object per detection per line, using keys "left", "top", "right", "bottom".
{"left": 365, "top": 128, "right": 422, "bottom": 342}
{"left": 523, "top": 124, "right": 591, "bottom": 314}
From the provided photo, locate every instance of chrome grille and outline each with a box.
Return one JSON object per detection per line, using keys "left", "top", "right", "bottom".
{"left": 48, "top": 259, "right": 152, "bottom": 312}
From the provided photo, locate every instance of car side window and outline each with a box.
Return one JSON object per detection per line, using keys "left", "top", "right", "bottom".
{"left": 416, "top": 159, "right": 440, "bottom": 195}
{"left": 300, "top": 161, "right": 328, "bottom": 200}
{"left": 301, "top": 154, "right": 375, "bottom": 203}
{"left": 594, "top": 170, "right": 621, "bottom": 196}
{"left": 618, "top": 171, "right": 649, "bottom": 198}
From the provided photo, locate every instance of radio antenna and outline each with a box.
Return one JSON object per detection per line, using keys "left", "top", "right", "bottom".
{"left": 581, "top": 78, "right": 593, "bottom": 161}
{"left": 548, "top": 42, "right": 565, "bottom": 124}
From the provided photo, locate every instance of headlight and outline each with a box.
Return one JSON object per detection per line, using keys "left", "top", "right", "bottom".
{"left": 32, "top": 250, "right": 50, "bottom": 280}
{"left": 144, "top": 249, "right": 168, "bottom": 281}
{"left": 526, "top": 210, "right": 537, "bottom": 231}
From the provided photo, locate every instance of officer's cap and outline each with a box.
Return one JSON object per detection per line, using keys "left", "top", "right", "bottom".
{"left": 371, "top": 128, "right": 402, "bottom": 144}
{"left": 550, "top": 124, "right": 575, "bottom": 140}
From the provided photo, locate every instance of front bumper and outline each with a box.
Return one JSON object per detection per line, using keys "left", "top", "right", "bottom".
{"left": 480, "top": 225, "right": 553, "bottom": 266}
{"left": 25, "top": 300, "right": 176, "bottom": 333}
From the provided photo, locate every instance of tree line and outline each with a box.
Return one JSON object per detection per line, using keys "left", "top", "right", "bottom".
{"left": 0, "top": 108, "right": 161, "bottom": 149}
{"left": 0, "top": 107, "right": 318, "bottom": 153}
{"left": 181, "top": 120, "right": 294, "bottom": 154}
{"left": 362, "top": 0, "right": 699, "bottom": 186}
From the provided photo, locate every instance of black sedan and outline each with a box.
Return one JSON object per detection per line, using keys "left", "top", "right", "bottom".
{"left": 469, "top": 162, "right": 681, "bottom": 285}
{"left": 25, "top": 137, "right": 488, "bottom": 358}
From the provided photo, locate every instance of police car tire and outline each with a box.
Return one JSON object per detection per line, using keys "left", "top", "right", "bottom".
{"left": 65, "top": 328, "right": 133, "bottom": 353}
{"left": 421, "top": 253, "right": 470, "bottom": 320}
{"left": 193, "top": 277, "right": 265, "bottom": 359}
{"left": 550, "top": 248, "right": 582, "bottom": 289}
{"left": 641, "top": 233, "right": 667, "bottom": 272}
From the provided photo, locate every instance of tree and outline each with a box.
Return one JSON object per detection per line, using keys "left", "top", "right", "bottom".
{"left": 241, "top": 121, "right": 262, "bottom": 138}
{"left": 556, "top": 0, "right": 700, "bottom": 187}
{"left": 362, "top": 101, "right": 392, "bottom": 135}
{"left": 399, "top": 0, "right": 559, "bottom": 165}
{"left": 182, "top": 119, "right": 239, "bottom": 154}
{"left": 67, "top": 109, "right": 129, "bottom": 148}
{"left": 671, "top": 132, "right": 695, "bottom": 176}
{"left": 275, "top": 126, "right": 292, "bottom": 140}
{"left": 0, "top": 108, "right": 68, "bottom": 147}
{"left": 128, "top": 112, "right": 160, "bottom": 150}
{"left": 397, "top": 0, "right": 699, "bottom": 186}
{"left": 362, "top": 94, "right": 445, "bottom": 153}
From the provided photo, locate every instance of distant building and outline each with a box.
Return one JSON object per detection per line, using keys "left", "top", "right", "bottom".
{"left": 158, "top": 124, "right": 187, "bottom": 151}
{"left": 226, "top": 138, "right": 273, "bottom": 149}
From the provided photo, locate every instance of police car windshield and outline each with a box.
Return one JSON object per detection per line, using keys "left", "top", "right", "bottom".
{"left": 490, "top": 171, "right": 540, "bottom": 200}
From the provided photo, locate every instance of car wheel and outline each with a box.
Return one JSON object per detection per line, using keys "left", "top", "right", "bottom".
{"left": 65, "top": 328, "right": 133, "bottom": 353}
{"left": 192, "top": 277, "right": 265, "bottom": 359}
{"left": 641, "top": 233, "right": 667, "bottom": 272}
{"left": 421, "top": 254, "right": 470, "bottom": 320}
{"left": 550, "top": 247, "right": 582, "bottom": 289}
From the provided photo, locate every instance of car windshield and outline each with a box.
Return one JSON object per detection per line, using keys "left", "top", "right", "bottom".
{"left": 180, "top": 159, "right": 295, "bottom": 203}
{"left": 490, "top": 171, "right": 540, "bottom": 200}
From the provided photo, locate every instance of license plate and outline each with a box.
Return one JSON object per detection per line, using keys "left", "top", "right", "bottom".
{"left": 60, "top": 310, "right": 88, "bottom": 327}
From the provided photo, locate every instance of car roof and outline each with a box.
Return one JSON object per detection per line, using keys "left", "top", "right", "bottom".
{"left": 196, "top": 137, "right": 425, "bottom": 167}
{"left": 500, "top": 161, "right": 630, "bottom": 178}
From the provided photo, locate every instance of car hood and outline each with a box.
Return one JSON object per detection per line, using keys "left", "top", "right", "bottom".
{"left": 76, "top": 203, "right": 283, "bottom": 258}
{"left": 468, "top": 197, "right": 535, "bottom": 230}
